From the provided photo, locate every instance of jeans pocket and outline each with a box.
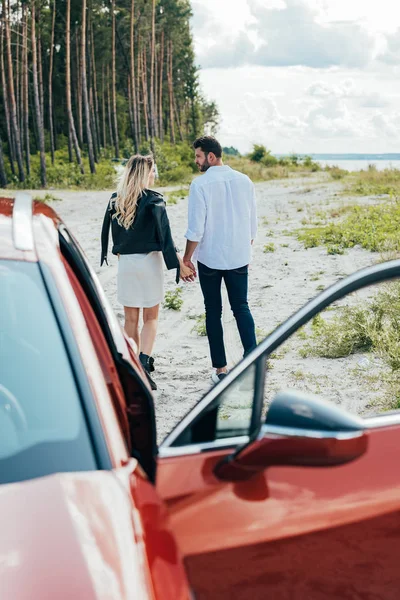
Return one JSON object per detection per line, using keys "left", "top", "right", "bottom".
{"left": 200, "top": 263, "right": 218, "bottom": 277}
{"left": 233, "top": 265, "right": 248, "bottom": 275}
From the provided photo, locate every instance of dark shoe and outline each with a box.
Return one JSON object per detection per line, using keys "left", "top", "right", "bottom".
{"left": 149, "top": 356, "right": 155, "bottom": 373}
{"left": 139, "top": 353, "right": 157, "bottom": 391}
{"left": 211, "top": 371, "right": 228, "bottom": 384}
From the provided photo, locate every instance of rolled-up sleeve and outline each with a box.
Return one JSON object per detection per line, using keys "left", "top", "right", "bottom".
{"left": 251, "top": 182, "right": 257, "bottom": 240}
{"left": 185, "top": 182, "right": 206, "bottom": 242}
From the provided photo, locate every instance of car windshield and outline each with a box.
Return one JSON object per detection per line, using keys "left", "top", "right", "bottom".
{"left": 0, "top": 260, "right": 96, "bottom": 484}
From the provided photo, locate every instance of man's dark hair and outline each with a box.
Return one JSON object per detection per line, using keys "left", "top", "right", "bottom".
{"left": 193, "top": 136, "right": 222, "bottom": 158}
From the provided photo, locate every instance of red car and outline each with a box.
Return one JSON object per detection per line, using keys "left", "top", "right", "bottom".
{"left": 1, "top": 193, "right": 400, "bottom": 599}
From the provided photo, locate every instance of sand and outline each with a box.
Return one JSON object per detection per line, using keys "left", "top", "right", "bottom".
{"left": 31, "top": 174, "right": 388, "bottom": 440}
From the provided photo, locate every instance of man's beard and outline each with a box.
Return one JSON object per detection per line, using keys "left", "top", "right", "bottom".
{"left": 200, "top": 157, "right": 210, "bottom": 172}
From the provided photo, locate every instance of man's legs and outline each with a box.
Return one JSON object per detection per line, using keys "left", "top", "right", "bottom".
{"left": 198, "top": 262, "right": 227, "bottom": 371}
{"left": 224, "top": 265, "right": 257, "bottom": 357}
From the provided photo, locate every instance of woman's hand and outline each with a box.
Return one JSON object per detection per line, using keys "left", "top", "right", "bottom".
{"left": 180, "top": 262, "right": 196, "bottom": 282}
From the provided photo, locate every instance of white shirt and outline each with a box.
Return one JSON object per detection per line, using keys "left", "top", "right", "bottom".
{"left": 185, "top": 165, "right": 257, "bottom": 270}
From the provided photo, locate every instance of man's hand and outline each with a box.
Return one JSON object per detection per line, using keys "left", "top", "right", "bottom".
{"left": 183, "top": 257, "right": 197, "bottom": 278}
{"left": 180, "top": 261, "right": 196, "bottom": 282}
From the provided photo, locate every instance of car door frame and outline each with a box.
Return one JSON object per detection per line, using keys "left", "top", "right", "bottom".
{"left": 159, "top": 258, "right": 400, "bottom": 459}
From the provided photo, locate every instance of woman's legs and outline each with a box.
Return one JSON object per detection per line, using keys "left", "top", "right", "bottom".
{"left": 123, "top": 306, "right": 140, "bottom": 349}
{"left": 141, "top": 304, "right": 160, "bottom": 356}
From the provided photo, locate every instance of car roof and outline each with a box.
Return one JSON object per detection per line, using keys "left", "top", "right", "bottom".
{"left": 0, "top": 194, "right": 61, "bottom": 261}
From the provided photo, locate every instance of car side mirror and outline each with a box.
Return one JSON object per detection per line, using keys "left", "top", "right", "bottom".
{"left": 214, "top": 391, "right": 368, "bottom": 481}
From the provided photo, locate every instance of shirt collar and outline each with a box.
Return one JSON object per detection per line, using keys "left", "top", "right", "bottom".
{"left": 206, "top": 165, "right": 231, "bottom": 172}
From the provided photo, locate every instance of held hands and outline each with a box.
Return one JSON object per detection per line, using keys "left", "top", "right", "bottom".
{"left": 179, "top": 256, "right": 197, "bottom": 282}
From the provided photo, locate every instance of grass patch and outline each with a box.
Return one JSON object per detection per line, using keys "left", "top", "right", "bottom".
{"left": 263, "top": 243, "right": 276, "bottom": 253}
{"left": 166, "top": 187, "right": 189, "bottom": 205}
{"left": 344, "top": 167, "right": 400, "bottom": 197}
{"left": 297, "top": 198, "right": 400, "bottom": 254}
{"left": 163, "top": 288, "right": 183, "bottom": 311}
{"left": 191, "top": 313, "right": 207, "bottom": 336}
{"left": 33, "top": 193, "right": 62, "bottom": 202}
{"left": 300, "top": 283, "right": 400, "bottom": 404}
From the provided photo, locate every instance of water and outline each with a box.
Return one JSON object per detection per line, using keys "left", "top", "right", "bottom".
{"left": 317, "top": 159, "right": 400, "bottom": 172}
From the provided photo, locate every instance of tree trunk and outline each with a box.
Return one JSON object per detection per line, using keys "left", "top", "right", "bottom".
{"left": 175, "top": 97, "right": 184, "bottom": 142}
{"left": 3, "top": 0, "right": 24, "bottom": 181}
{"left": 0, "top": 27, "right": 15, "bottom": 174}
{"left": 76, "top": 26, "right": 83, "bottom": 145}
{"left": 140, "top": 47, "right": 150, "bottom": 141}
{"left": 127, "top": 74, "right": 137, "bottom": 147}
{"left": 22, "top": 6, "right": 30, "bottom": 174}
{"left": 111, "top": 0, "right": 119, "bottom": 157}
{"left": 31, "top": 0, "right": 46, "bottom": 186}
{"left": 90, "top": 19, "right": 101, "bottom": 155}
{"left": 66, "top": 0, "right": 84, "bottom": 173}
{"left": 154, "top": 41, "right": 159, "bottom": 138}
{"left": 38, "top": 27, "right": 44, "bottom": 132}
{"left": 149, "top": 0, "right": 156, "bottom": 140}
{"left": 81, "top": 0, "right": 96, "bottom": 173}
{"left": 0, "top": 133, "right": 7, "bottom": 187}
{"left": 67, "top": 125, "right": 73, "bottom": 162}
{"left": 107, "top": 64, "right": 114, "bottom": 149}
{"left": 16, "top": 3, "right": 21, "bottom": 147}
{"left": 102, "top": 64, "right": 106, "bottom": 148}
{"left": 158, "top": 30, "right": 164, "bottom": 142}
{"left": 130, "top": 0, "right": 139, "bottom": 151}
{"left": 49, "top": 0, "right": 56, "bottom": 164}
{"left": 167, "top": 41, "right": 175, "bottom": 144}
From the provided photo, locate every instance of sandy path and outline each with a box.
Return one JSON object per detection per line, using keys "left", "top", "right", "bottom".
{"left": 45, "top": 175, "right": 382, "bottom": 440}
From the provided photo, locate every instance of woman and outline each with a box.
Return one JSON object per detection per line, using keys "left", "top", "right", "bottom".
{"left": 101, "top": 154, "right": 193, "bottom": 390}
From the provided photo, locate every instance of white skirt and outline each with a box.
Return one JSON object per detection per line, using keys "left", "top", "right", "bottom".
{"left": 117, "top": 252, "right": 164, "bottom": 308}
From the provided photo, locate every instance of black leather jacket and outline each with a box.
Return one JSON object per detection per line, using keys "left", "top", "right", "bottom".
{"left": 101, "top": 189, "right": 180, "bottom": 282}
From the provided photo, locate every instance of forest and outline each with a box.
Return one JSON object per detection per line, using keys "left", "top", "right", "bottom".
{"left": 0, "top": 0, "right": 219, "bottom": 188}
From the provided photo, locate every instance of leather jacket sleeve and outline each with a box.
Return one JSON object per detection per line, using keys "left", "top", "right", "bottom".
{"left": 100, "top": 199, "right": 113, "bottom": 266}
{"left": 151, "top": 199, "right": 180, "bottom": 283}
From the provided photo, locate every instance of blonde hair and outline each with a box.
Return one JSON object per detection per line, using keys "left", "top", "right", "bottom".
{"left": 114, "top": 154, "right": 154, "bottom": 229}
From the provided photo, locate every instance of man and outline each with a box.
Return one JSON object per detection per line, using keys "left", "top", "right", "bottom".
{"left": 183, "top": 136, "right": 257, "bottom": 383}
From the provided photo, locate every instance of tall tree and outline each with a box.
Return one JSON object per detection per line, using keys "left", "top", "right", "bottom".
{"left": 0, "top": 26, "right": 14, "bottom": 174}
{"left": 149, "top": 0, "right": 156, "bottom": 140}
{"left": 81, "top": 0, "right": 96, "bottom": 172}
{"left": 158, "top": 29, "right": 164, "bottom": 142}
{"left": 2, "top": 0, "right": 25, "bottom": 181}
{"left": 66, "top": 0, "right": 84, "bottom": 173}
{"left": 76, "top": 26, "right": 83, "bottom": 145}
{"left": 167, "top": 40, "right": 175, "bottom": 144}
{"left": 0, "top": 133, "right": 7, "bottom": 187}
{"left": 31, "top": 0, "right": 46, "bottom": 186}
{"left": 130, "top": 0, "right": 139, "bottom": 151}
{"left": 22, "top": 5, "right": 30, "bottom": 174}
{"left": 48, "top": 0, "right": 56, "bottom": 164}
{"left": 111, "top": 0, "right": 119, "bottom": 157}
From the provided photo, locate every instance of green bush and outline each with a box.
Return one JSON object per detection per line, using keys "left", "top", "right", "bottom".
{"left": 344, "top": 168, "right": 400, "bottom": 197}
{"left": 163, "top": 288, "right": 183, "bottom": 310}
{"left": 301, "top": 283, "right": 400, "bottom": 376}
{"left": 191, "top": 313, "right": 207, "bottom": 336}
{"left": 297, "top": 199, "right": 400, "bottom": 254}
{"left": 263, "top": 243, "right": 275, "bottom": 253}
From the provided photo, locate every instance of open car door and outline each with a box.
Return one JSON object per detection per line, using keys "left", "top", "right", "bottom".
{"left": 157, "top": 259, "right": 400, "bottom": 600}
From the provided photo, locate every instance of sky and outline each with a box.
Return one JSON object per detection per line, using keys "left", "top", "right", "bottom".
{"left": 190, "top": 0, "right": 400, "bottom": 154}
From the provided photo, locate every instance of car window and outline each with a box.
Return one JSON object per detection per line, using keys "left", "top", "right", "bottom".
{"left": 215, "top": 362, "right": 257, "bottom": 439}
{"left": 0, "top": 260, "right": 96, "bottom": 484}
{"left": 265, "top": 278, "right": 400, "bottom": 419}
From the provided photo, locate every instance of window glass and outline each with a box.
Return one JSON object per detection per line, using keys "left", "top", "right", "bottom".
{"left": 0, "top": 260, "right": 96, "bottom": 483}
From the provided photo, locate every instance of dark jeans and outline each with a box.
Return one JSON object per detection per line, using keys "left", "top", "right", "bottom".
{"left": 198, "top": 261, "right": 257, "bottom": 369}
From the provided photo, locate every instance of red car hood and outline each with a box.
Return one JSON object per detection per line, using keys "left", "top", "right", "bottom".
{"left": 0, "top": 471, "right": 154, "bottom": 599}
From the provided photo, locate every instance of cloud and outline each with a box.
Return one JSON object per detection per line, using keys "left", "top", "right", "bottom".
{"left": 306, "top": 80, "right": 391, "bottom": 108}
{"left": 379, "top": 28, "right": 400, "bottom": 65}
{"left": 370, "top": 112, "right": 400, "bottom": 138}
{"left": 197, "top": 0, "right": 378, "bottom": 69}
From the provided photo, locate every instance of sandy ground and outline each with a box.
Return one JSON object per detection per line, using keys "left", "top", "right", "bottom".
{"left": 28, "top": 174, "right": 389, "bottom": 440}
